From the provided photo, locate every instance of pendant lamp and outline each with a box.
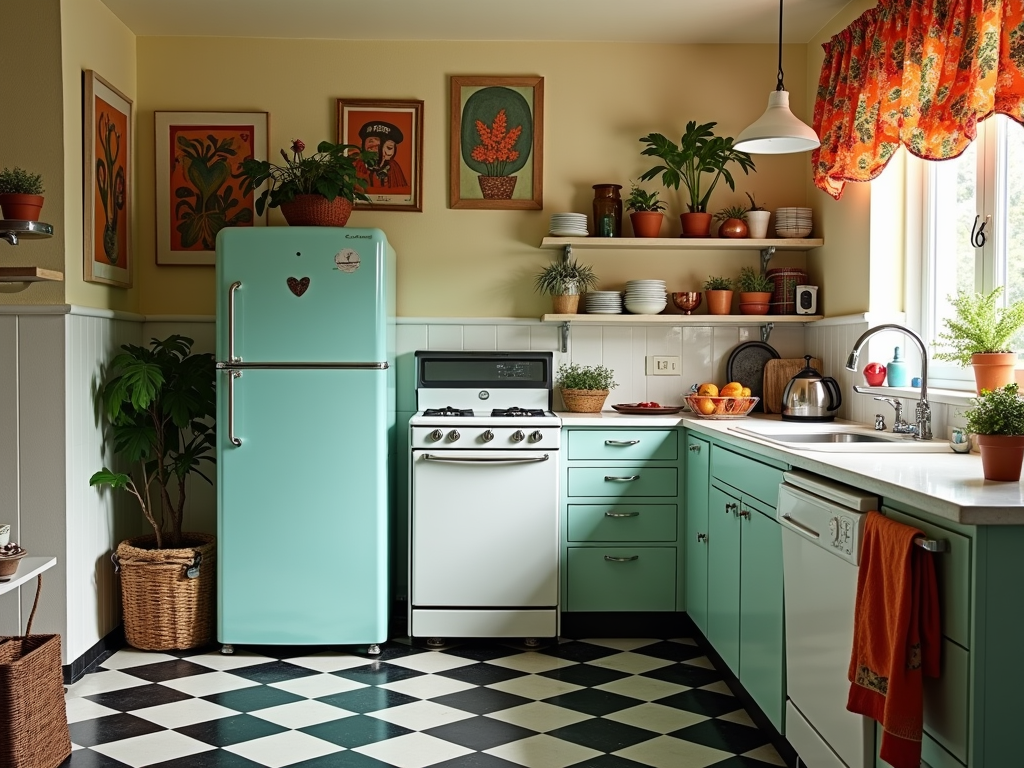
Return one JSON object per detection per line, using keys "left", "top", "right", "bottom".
{"left": 734, "top": 0, "right": 820, "bottom": 154}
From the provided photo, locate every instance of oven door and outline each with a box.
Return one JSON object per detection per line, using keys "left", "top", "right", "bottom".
{"left": 411, "top": 449, "right": 558, "bottom": 608}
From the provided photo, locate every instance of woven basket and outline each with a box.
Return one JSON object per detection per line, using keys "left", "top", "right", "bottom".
{"left": 552, "top": 294, "right": 580, "bottom": 314}
{"left": 116, "top": 533, "right": 216, "bottom": 651}
{"left": 279, "top": 194, "right": 353, "bottom": 227}
{"left": 561, "top": 388, "right": 609, "bottom": 413}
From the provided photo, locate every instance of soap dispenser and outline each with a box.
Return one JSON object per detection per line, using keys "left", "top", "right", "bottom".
{"left": 886, "top": 346, "right": 908, "bottom": 387}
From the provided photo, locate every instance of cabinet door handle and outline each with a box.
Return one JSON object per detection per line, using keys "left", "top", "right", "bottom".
{"left": 604, "top": 555, "right": 640, "bottom": 562}
{"left": 726, "top": 502, "right": 738, "bottom": 515}
{"left": 696, "top": 532, "right": 708, "bottom": 543}
{"left": 605, "top": 475, "right": 640, "bottom": 482}
{"left": 605, "top": 439, "right": 640, "bottom": 446}
{"left": 605, "top": 511, "right": 640, "bottom": 518}
{"left": 739, "top": 508, "right": 751, "bottom": 519}
{"left": 688, "top": 444, "right": 701, "bottom": 453}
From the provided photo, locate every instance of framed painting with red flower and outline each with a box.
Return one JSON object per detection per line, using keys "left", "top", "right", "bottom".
{"left": 337, "top": 99, "right": 423, "bottom": 212}
{"left": 84, "top": 70, "right": 133, "bottom": 287}
{"left": 449, "top": 76, "right": 543, "bottom": 210}
{"left": 154, "top": 111, "right": 269, "bottom": 266}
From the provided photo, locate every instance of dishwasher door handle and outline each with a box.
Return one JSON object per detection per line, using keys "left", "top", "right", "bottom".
{"left": 781, "top": 514, "right": 820, "bottom": 539}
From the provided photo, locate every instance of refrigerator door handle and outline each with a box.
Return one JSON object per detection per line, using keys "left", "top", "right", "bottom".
{"left": 228, "top": 281, "right": 242, "bottom": 363}
{"left": 227, "top": 370, "right": 242, "bottom": 446}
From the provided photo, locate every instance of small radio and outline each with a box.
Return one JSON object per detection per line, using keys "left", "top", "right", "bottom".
{"left": 795, "top": 285, "right": 818, "bottom": 315}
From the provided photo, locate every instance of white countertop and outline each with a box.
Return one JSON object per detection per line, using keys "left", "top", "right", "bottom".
{"left": 555, "top": 411, "right": 1023, "bottom": 526}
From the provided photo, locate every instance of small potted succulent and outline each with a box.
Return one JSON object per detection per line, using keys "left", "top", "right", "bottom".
{"left": 736, "top": 266, "right": 774, "bottom": 315}
{"left": 534, "top": 257, "right": 599, "bottom": 315}
{"left": 703, "top": 275, "right": 734, "bottom": 315}
{"left": 715, "top": 205, "right": 749, "bottom": 239}
{"left": 964, "top": 382, "right": 1024, "bottom": 481}
{"left": 625, "top": 183, "right": 666, "bottom": 238}
{"left": 556, "top": 362, "right": 618, "bottom": 413}
{"left": 0, "top": 166, "right": 45, "bottom": 221}
{"left": 745, "top": 192, "right": 771, "bottom": 238}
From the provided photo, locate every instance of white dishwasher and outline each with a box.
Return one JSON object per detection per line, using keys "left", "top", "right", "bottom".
{"left": 778, "top": 470, "right": 877, "bottom": 768}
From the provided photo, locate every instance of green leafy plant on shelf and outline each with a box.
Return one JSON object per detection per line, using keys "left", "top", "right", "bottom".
{"left": 737, "top": 266, "right": 775, "bottom": 293}
{"left": 932, "top": 286, "right": 1024, "bottom": 367}
{"left": 703, "top": 275, "right": 734, "bottom": 291}
{"left": 0, "top": 167, "right": 44, "bottom": 195}
{"left": 555, "top": 363, "right": 618, "bottom": 392}
{"left": 964, "top": 383, "right": 1024, "bottom": 435}
{"left": 624, "top": 183, "right": 666, "bottom": 213}
{"left": 745, "top": 192, "right": 765, "bottom": 211}
{"left": 714, "top": 205, "right": 748, "bottom": 222}
{"left": 533, "top": 258, "right": 600, "bottom": 296}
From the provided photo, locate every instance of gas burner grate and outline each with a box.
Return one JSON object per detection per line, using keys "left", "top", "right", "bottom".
{"left": 492, "top": 407, "right": 546, "bottom": 418}
{"left": 423, "top": 407, "right": 474, "bottom": 417}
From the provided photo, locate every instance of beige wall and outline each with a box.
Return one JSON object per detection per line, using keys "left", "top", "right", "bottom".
{"left": 136, "top": 38, "right": 816, "bottom": 317}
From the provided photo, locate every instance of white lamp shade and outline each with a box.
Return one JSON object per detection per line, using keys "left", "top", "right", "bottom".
{"left": 734, "top": 90, "right": 820, "bottom": 154}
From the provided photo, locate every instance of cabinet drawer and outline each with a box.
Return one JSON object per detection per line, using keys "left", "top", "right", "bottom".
{"left": 567, "top": 504, "right": 677, "bottom": 542}
{"left": 567, "top": 467, "right": 678, "bottom": 498}
{"left": 711, "top": 446, "right": 785, "bottom": 507}
{"left": 566, "top": 547, "right": 676, "bottom": 611}
{"left": 923, "top": 638, "right": 969, "bottom": 764}
{"left": 567, "top": 430, "right": 678, "bottom": 461}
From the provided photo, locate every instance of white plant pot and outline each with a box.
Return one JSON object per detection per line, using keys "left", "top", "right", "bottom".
{"left": 747, "top": 210, "right": 771, "bottom": 239}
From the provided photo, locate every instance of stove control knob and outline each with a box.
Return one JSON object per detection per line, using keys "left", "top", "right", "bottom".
{"left": 511, "top": 430, "right": 526, "bottom": 443}
{"left": 482, "top": 430, "right": 495, "bottom": 443}
{"left": 529, "top": 430, "right": 544, "bottom": 443}
{"left": 429, "top": 429, "right": 443, "bottom": 442}
{"left": 447, "top": 430, "right": 461, "bottom": 442}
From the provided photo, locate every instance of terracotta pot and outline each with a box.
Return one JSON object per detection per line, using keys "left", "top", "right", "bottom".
{"left": 718, "top": 218, "right": 749, "bottom": 238}
{"left": 975, "top": 434, "right": 1024, "bottom": 481}
{"left": 561, "top": 388, "right": 609, "bottom": 413}
{"left": 972, "top": 352, "right": 1017, "bottom": 394}
{"left": 705, "top": 289, "right": 733, "bottom": 315}
{"left": 279, "top": 195, "right": 352, "bottom": 227}
{"left": 746, "top": 210, "right": 771, "bottom": 239}
{"left": 552, "top": 294, "right": 580, "bottom": 314}
{"left": 478, "top": 175, "right": 517, "bottom": 199}
{"left": 680, "top": 212, "right": 713, "bottom": 238}
{"left": 629, "top": 211, "right": 664, "bottom": 238}
{"left": 738, "top": 292, "right": 772, "bottom": 315}
{"left": 0, "top": 193, "right": 44, "bottom": 221}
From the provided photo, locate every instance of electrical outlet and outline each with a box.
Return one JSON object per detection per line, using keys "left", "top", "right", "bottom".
{"left": 646, "top": 356, "right": 680, "bottom": 376}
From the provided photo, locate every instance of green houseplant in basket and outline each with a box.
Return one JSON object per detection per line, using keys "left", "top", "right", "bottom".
{"left": 534, "top": 258, "right": 599, "bottom": 315}
{"left": 556, "top": 362, "right": 617, "bottom": 413}
{"left": 90, "top": 335, "right": 217, "bottom": 650}
{"left": 964, "top": 382, "right": 1024, "bottom": 481}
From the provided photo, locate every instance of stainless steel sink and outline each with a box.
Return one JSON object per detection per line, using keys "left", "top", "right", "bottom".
{"left": 728, "top": 425, "right": 952, "bottom": 452}
{"left": 760, "top": 432, "right": 891, "bottom": 444}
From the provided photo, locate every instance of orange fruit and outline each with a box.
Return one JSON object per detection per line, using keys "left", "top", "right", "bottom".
{"left": 695, "top": 397, "right": 717, "bottom": 415}
{"left": 741, "top": 386, "right": 752, "bottom": 398}
{"left": 697, "top": 383, "right": 719, "bottom": 397}
{"left": 720, "top": 382, "right": 743, "bottom": 397}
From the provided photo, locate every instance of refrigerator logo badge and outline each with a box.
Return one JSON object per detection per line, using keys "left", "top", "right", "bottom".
{"left": 335, "top": 249, "right": 361, "bottom": 273}
{"left": 287, "top": 276, "right": 310, "bottom": 296}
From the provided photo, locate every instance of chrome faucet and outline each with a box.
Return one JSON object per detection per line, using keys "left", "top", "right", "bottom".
{"left": 846, "top": 324, "right": 932, "bottom": 440}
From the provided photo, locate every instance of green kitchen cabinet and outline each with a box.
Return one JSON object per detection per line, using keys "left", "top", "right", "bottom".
{"left": 707, "top": 483, "right": 741, "bottom": 674}
{"left": 684, "top": 433, "right": 710, "bottom": 635}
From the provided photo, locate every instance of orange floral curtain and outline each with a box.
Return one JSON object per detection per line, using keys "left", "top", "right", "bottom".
{"left": 813, "top": 0, "right": 1024, "bottom": 200}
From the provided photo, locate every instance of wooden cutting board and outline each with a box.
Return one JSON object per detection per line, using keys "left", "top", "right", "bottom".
{"left": 763, "top": 358, "right": 823, "bottom": 414}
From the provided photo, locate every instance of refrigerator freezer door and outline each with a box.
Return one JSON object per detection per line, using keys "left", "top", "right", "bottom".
{"left": 217, "top": 367, "right": 389, "bottom": 645}
{"left": 216, "top": 227, "right": 389, "bottom": 364}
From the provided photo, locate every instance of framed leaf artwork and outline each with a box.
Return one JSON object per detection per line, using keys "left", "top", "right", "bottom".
{"left": 449, "top": 76, "right": 543, "bottom": 210}
{"left": 84, "top": 70, "right": 133, "bottom": 287}
{"left": 154, "top": 111, "right": 269, "bottom": 266}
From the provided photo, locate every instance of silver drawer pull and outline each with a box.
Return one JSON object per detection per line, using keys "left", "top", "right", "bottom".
{"left": 605, "top": 511, "right": 640, "bottom": 518}
{"left": 782, "top": 514, "right": 820, "bottom": 539}
{"left": 604, "top": 555, "right": 640, "bottom": 562}
{"left": 605, "top": 439, "right": 640, "bottom": 446}
{"left": 605, "top": 475, "right": 639, "bottom": 482}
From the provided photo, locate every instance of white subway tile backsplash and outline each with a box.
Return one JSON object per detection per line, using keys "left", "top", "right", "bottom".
{"left": 496, "top": 325, "right": 532, "bottom": 350}
{"left": 463, "top": 325, "right": 497, "bottom": 350}
{"left": 601, "top": 326, "right": 636, "bottom": 404}
{"left": 427, "top": 325, "right": 463, "bottom": 350}
{"left": 681, "top": 326, "right": 713, "bottom": 389}
{"left": 569, "top": 325, "right": 603, "bottom": 366}
{"left": 529, "top": 324, "right": 559, "bottom": 352}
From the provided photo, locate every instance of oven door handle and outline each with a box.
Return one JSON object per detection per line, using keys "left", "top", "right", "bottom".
{"left": 422, "top": 453, "right": 550, "bottom": 463}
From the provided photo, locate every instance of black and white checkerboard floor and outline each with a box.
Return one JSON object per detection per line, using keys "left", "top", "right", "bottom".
{"left": 60, "top": 637, "right": 787, "bottom": 768}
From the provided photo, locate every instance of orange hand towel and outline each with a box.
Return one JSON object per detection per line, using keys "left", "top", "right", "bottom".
{"left": 847, "top": 511, "right": 940, "bottom": 768}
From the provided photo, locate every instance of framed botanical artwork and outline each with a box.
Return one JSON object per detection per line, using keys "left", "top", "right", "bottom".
{"left": 449, "top": 76, "right": 543, "bottom": 210}
{"left": 337, "top": 98, "right": 424, "bottom": 212}
{"left": 155, "top": 111, "right": 269, "bottom": 266}
{"left": 84, "top": 70, "right": 133, "bottom": 287}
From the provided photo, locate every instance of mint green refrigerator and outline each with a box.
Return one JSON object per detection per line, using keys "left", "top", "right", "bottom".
{"left": 215, "top": 227, "right": 395, "bottom": 652}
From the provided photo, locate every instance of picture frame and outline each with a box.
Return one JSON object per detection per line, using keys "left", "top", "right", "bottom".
{"left": 84, "top": 70, "right": 133, "bottom": 287}
{"left": 449, "top": 75, "right": 543, "bottom": 210}
{"left": 337, "top": 98, "right": 424, "bottom": 212}
{"left": 155, "top": 111, "right": 269, "bottom": 266}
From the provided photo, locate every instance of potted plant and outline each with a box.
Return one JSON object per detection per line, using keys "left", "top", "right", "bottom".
{"left": 964, "top": 383, "right": 1024, "bottom": 481}
{"left": 534, "top": 257, "right": 599, "bottom": 315}
{"left": 714, "top": 205, "right": 749, "bottom": 239}
{"left": 932, "top": 286, "right": 1024, "bottom": 393}
{"left": 90, "top": 335, "right": 217, "bottom": 650}
{"left": 737, "top": 266, "right": 774, "bottom": 315}
{"left": 625, "top": 182, "right": 666, "bottom": 238}
{"left": 556, "top": 362, "right": 617, "bottom": 413}
{"left": 704, "top": 275, "right": 734, "bottom": 315}
{"left": 0, "top": 166, "right": 45, "bottom": 221}
{"left": 240, "top": 139, "right": 371, "bottom": 227}
{"left": 639, "top": 121, "right": 756, "bottom": 238}
{"left": 745, "top": 192, "right": 771, "bottom": 239}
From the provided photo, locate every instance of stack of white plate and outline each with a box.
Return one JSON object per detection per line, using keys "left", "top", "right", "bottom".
{"left": 775, "top": 207, "right": 813, "bottom": 238}
{"left": 550, "top": 212, "right": 589, "bottom": 237}
{"left": 585, "top": 291, "right": 623, "bottom": 314}
{"left": 624, "top": 279, "right": 667, "bottom": 314}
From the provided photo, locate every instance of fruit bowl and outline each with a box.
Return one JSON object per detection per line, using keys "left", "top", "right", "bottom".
{"left": 684, "top": 395, "right": 760, "bottom": 419}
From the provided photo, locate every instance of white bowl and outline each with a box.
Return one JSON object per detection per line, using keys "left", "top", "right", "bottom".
{"left": 624, "top": 302, "right": 667, "bottom": 315}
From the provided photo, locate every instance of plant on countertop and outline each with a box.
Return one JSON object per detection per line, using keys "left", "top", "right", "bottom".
{"left": 534, "top": 257, "right": 600, "bottom": 296}
{"left": 964, "top": 383, "right": 1024, "bottom": 435}
{"left": 932, "top": 286, "right": 1024, "bottom": 366}
{"left": 737, "top": 266, "right": 775, "bottom": 293}
{"left": 556, "top": 362, "right": 618, "bottom": 392}
{"left": 714, "top": 205, "right": 748, "bottom": 222}
{"left": 703, "top": 275, "right": 734, "bottom": 291}
{"left": 638, "top": 121, "right": 756, "bottom": 213}
{"left": 745, "top": 192, "right": 765, "bottom": 211}
{"left": 0, "top": 167, "right": 44, "bottom": 195}
{"left": 240, "top": 139, "right": 372, "bottom": 215}
{"left": 90, "top": 335, "right": 216, "bottom": 550}
{"left": 624, "top": 183, "right": 666, "bottom": 213}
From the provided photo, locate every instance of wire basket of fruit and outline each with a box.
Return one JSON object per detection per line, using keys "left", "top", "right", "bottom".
{"left": 684, "top": 382, "right": 759, "bottom": 419}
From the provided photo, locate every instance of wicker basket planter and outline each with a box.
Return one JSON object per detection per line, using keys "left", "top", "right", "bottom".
{"left": 116, "top": 533, "right": 216, "bottom": 651}
{"left": 279, "top": 194, "right": 353, "bottom": 227}
{"left": 561, "top": 388, "right": 610, "bottom": 413}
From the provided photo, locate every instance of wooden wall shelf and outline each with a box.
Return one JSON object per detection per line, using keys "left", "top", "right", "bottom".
{"left": 540, "top": 236, "right": 823, "bottom": 251}
{"left": 0, "top": 267, "right": 64, "bottom": 282}
{"left": 541, "top": 313, "right": 822, "bottom": 325}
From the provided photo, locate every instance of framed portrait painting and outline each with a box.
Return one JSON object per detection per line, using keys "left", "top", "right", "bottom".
{"left": 449, "top": 76, "right": 543, "bottom": 210}
{"left": 337, "top": 99, "right": 423, "bottom": 212}
{"left": 84, "top": 70, "right": 133, "bottom": 287}
{"left": 155, "top": 111, "right": 269, "bottom": 266}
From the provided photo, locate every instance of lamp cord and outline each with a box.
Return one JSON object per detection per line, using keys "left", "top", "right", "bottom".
{"left": 776, "top": 0, "right": 786, "bottom": 91}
